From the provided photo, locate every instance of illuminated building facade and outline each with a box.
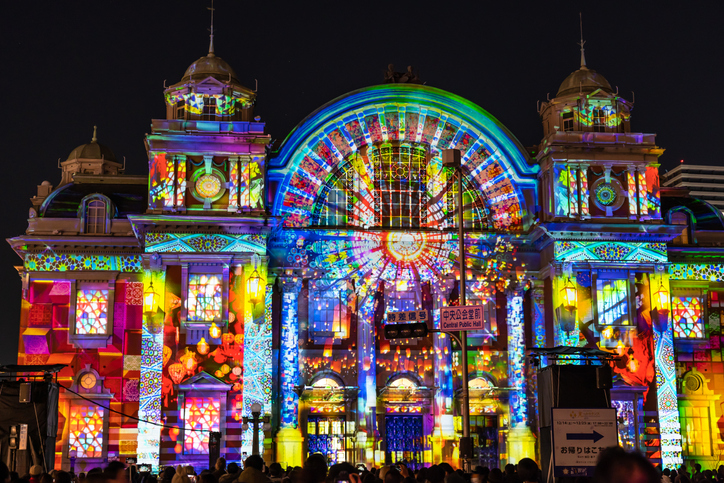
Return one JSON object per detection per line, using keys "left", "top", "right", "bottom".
{"left": 9, "top": 44, "right": 724, "bottom": 472}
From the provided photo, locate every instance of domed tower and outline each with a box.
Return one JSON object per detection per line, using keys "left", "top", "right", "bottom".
{"left": 60, "top": 126, "right": 123, "bottom": 185}
{"left": 144, "top": 37, "right": 269, "bottom": 214}
{"left": 536, "top": 45, "right": 663, "bottom": 223}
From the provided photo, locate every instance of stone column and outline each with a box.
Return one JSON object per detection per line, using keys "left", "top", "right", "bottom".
{"left": 506, "top": 288, "right": 536, "bottom": 464}
{"left": 276, "top": 276, "right": 304, "bottom": 467}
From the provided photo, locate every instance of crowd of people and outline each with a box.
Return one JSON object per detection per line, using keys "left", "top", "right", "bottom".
{"left": 1, "top": 448, "right": 722, "bottom": 483}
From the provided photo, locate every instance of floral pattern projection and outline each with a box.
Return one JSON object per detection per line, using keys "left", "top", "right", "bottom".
{"left": 156, "top": 262, "right": 270, "bottom": 461}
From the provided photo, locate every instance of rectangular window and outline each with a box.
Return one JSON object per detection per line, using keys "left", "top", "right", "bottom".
{"left": 176, "top": 100, "right": 186, "bottom": 119}
{"left": 75, "top": 288, "right": 109, "bottom": 335}
{"left": 672, "top": 296, "right": 705, "bottom": 339}
{"left": 680, "top": 406, "right": 712, "bottom": 456}
{"left": 187, "top": 274, "right": 223, "bottom": 322}
{"left": 202, "top": 98, "right": 216, "bottom": 121}
{"left": 593, "top": 109, "right": 606, "bottom": 132}
{"left": 184, "top": 397, "right": 220, "bottom": 455}
{"left": 310, "top": 282, "right": 350, "bottom": 342}
{"left": 562, "top": 111, "right": 574, "bottom": 132}
{"left": 596, "top": 279, "right": 630, "bottom": 326}
{"left": 69, "top": 405, "right": 105, "bottom": 458}
{"left": 86, "top": 200, "right": 107, "bottom": 234}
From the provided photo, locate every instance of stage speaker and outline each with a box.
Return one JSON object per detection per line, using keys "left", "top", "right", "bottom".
{"left": 537, "top": 365, "right": 611, "bottom": 427}
{"left": 19, "top": 383, "right": 31, "bottom": 404}
{"left": 597, "top": 364, "right": 613, "bottom": 389}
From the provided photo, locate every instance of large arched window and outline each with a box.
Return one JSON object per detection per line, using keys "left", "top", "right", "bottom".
{"left": 311, "top": 143, "right": 490, "bottom": 230}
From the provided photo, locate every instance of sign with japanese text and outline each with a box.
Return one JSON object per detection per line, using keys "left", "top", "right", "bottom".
{"left": 552, "top": 408, "right": 618, "bottom": 477}
{"left": 440, "top": 305, "right": 484, "bottom": 331}
{"left": 19, "top": 424, "right": 27, "bottom": 451}
{"left": 387, "top": 310, "right": 428, "bottom": 323}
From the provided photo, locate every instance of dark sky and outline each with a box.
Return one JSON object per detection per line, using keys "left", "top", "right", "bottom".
{"left": 1, "top": 1, "right": 722, "bottom": 363}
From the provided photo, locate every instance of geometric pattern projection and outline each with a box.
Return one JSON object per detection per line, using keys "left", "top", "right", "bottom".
{"left": 554, "top": 241, "right": 667, "bottom": 262}
{"left": 669, "top": 264, "right": 724, "bottom": 282}
{"left": 187, "top": 274, "right": 222, "bottom": 322}
{"left": 145, "top": 233, "right": 266, "bottom": 254}
{"left": 672, "top": 297, "right": 704, "bottom": 339}
{"left": 24, "top": 253, "right": 142, "bottom": 272}
{"left": 68, "top": 405, "right": 104, "bottom": 458}
{"left": 184, "top": 397, "right": 220, "bottom": 455}
{"left": 75, "top": 289, "right": 109, "bottom": 335}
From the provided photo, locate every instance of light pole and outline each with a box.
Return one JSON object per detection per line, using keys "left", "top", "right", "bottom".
{"left": 242, "top": 402, "right": 271, "bottom": 456}
{"left": 442, "top": 148, "right": 472, "bottom": 471}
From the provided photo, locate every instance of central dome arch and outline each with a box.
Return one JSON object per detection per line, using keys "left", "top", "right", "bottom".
{"left": 269, "top": 84, "right": 538, "bottom": 232}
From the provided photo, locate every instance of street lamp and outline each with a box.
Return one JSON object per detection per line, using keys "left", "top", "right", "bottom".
{"left": 442, "top": 149, "right": 472, "bottom": 471}
{"left": 143, "top": 281, "right": 158, "bottom": 314}
{"left": 242, "top": 402, "right": 270, "bottom": 456}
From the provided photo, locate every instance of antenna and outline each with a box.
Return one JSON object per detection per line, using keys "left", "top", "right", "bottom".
{"left": 208, "top": 0, "right": 215, "bottom": 56}
{"left": 578, "top": 12, "right": 587, "bottom": 68}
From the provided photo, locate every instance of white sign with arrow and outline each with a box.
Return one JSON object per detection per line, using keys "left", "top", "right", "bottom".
{"left": 552, "top": 407, "right": 618, "bottom": 478}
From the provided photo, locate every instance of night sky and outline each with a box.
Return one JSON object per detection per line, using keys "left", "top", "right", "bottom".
{"left": 1, "top": 1, "right": 722, "bottom": 363}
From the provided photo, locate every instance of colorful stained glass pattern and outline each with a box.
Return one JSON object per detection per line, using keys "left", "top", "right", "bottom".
{"left": 69, "top": 405, "right": 104, "bottom": 458}
{"left": 568, "top": 166, "right": 579, "bottom": 216}
{"left": 554, "top": 165, "right": 570, "bottom": 217}
{"left": 149, "top": 153, "right": 175, "bottom": 209}
{"left": 75, "top": 289, "right": 109, "bottom": 335}
{"left": 672, "top": 297, "right": 704, "bottom": 339}
{"left": 580, "top": 168, "right": 590, "bottom": 216}
{"left": 271, "top": 87, "right": 537, "bottom": 231}
{"left": 554, "top": 241, "right": 667, "bottom": 263}
{"left": 638, "top": 171, "right": 648, "bottom": 216}
{"left": 195, "top": 174, "right": 222, "bottom": 198}
{"left": 176, "top": 156, "right": 186, "bottom": 207}
{"left": 187, "top": 274, "right": 222, "bottom": 321}
{"left": 24, "top": 254, "right": 142, "bottom": 272}
{"left": 627, "top": 171, "right": 637, "bottom": 216}
{"left": 184, "top": 397, "right": 221, "bottom": 455}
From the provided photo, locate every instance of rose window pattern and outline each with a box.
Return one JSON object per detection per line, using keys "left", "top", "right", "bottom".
{"left": 187, "top": 274, "right": 222, "bottom": 321}
{"left": 594, "top": 183, "right": 618, "bottom": 206}
{"left": 183, "top": 397, "right": 220, "bottom": 454}
{"left": 68, "top": 405, "right": 104, "bottom": 457}
{"left": 195, "top": 174, "right": 222, "bottom": 199}
{"left": 672, "top": 296, "right": 704, "bottom": 339}
{"left": 75, "top": 289, "right": 109, "bottom": 334}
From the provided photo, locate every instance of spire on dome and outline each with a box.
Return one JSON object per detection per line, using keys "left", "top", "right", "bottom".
{"left": 207, "top": 0, "right": 215, "bottom": 57}
{"left": 92, "top": 125, "right": 98, "bottom": 143}
{"left": 578, "top": 12, "right": 587, "bottom": 69}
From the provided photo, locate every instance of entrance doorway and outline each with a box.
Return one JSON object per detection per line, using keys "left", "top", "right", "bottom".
{"left": 471, "top": 415, "right": 498, "bottom": 469}
{"left": 385, "top": 415, "right": 425, "bottom": 469}
{"left": 307, "top": 416, "right": 346, "bottom": 465}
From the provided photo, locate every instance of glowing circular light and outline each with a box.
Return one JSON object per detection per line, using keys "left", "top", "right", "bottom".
{"left": 594, "top": 183, "right": 617, "bottom": 206}
{"left": 387, "top": 232, "right": 426, "bottom": 262}
{"left": 195, "top": 174, "right": 222, "bottom": 198}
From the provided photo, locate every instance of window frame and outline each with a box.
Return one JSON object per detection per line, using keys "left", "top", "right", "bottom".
{"left": 308, "top": 279, "right": 353, "bottom": 344}
{"left": 78, "top": 194, "right": 113, "bottom": 235}
{"left": 177, "top": 372, "right": 232, "bottom": 458}
{"left": 562, "top": 111, "right": 574, "bottom": 132}
{"left": 181, "top": 264, "right": 230, "bottom": 332}
{"left": 592, "top": 108, "right": 606, "bottom": 132}
{"left": 591, "top": 271, "right": 635, "bottom": 330}
{"left": 68, "top": 280, "right": 115, "bottom": 349}
{"left": 671, "top": 288, "right": 706, "bottom": 340}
